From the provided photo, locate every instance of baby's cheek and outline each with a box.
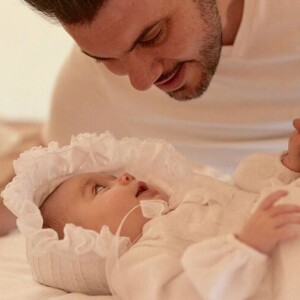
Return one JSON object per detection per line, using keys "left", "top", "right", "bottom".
{"left": 112, "top": 194, "right": 139, "bottom": 213}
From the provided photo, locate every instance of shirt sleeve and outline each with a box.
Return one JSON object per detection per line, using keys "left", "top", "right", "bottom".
{"left": 109, "top": 234, "right": 268, "bottom": 300}
{"left": 233, "top": 153, "right": 300, "bottom": 193}
{"left": 181, "top": 234, "right": 267, "bottom": 300}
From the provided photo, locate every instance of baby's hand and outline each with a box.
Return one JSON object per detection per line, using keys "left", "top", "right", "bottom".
{"left": 282, "top": 119, "right": 300, "bottom": 172}
{"left": 237, "top": 190, "right": 300, "bottom": 255}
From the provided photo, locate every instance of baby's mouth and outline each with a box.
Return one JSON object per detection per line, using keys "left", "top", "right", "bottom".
{"left": 136, "top": 182, "right": 149, "bottom": 197}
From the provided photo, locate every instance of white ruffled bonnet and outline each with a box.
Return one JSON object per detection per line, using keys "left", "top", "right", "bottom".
{"left": 2, "top": 132, "right": 194, "bottom": 295}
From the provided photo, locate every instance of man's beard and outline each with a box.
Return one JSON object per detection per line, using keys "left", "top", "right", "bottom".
{"left": 169, "top": 0, "right": 222, "bottom": 101}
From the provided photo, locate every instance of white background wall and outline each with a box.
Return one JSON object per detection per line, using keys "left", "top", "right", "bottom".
{"left": 0, "top": 0, "right": 73, "bottom": 122}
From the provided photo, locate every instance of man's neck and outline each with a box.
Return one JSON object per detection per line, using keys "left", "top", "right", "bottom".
{"left": 216, "top": 0, "right": 244, "bottom": 46}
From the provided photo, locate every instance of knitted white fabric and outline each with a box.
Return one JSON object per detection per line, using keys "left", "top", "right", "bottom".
{"left": 2, "top": 132, "right": 194, "bottom": 295}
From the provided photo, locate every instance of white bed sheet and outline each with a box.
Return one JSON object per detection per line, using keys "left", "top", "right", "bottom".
{"left": 0, "top": 230, "right": 114, "bottom": 300}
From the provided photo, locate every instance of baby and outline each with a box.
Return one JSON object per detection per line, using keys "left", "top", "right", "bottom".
{"left": 2, "top": 119, "right": 300, "bottom": 300}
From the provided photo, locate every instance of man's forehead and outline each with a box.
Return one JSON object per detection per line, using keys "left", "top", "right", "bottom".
{"left": 64, "top": 0, "right": 173, "bottom": 57}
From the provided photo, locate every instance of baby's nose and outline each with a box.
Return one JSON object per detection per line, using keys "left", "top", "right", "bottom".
{"left": 119, "top": 173, "right": 135, "bottom": 184}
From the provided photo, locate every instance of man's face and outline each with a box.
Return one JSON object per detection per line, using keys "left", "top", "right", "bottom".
{"left": 64, "top": 0, "right": 222, "bottom": 100}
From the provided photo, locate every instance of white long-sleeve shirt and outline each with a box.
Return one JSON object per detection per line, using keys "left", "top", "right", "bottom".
{"left": 109, "top": 153, "right": 300, "bottom": 300}
{"left": 44, "top": 0, "right": 300, "bottom": 173}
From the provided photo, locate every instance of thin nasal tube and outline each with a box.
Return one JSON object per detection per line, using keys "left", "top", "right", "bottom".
{"left": 105, "top": 204, "right": 142, "bottom": 299}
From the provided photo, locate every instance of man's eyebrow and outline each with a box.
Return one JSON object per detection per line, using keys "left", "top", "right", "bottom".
{"left": 81, "top": 19, "right": 164, "bottom": 61}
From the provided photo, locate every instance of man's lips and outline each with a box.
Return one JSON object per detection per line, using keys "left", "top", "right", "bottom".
{"left": 154, "top": 64, "right": 185, "bottom": 92}
{"left": 155, "top": 65, "right": 181, "bottom": 86}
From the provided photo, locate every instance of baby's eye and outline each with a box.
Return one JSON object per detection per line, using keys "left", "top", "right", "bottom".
{"left": 95, "top": 185, "right": 104, "bottom": 194}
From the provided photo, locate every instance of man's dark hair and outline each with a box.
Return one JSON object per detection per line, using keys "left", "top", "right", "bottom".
{"left": 22, "top": 0, "right": 107, "bottom": 25}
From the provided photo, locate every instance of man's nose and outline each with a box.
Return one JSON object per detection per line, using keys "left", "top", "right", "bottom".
{"left": 118, "top": 173, "right": 135, "bottom": 185}
{"left": 123, "top": 53, "right": 163, "bottom": 91}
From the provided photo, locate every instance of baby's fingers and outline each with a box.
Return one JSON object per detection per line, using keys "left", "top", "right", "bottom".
{"left": 270, "top": 205, "right": 300, "bottom": 217}
{"left": 258, "top": 190, "right": 289, "bottom": 210}
{"left": 276, "top": 226, "right": 299, "bottom": 243}
{"left": 274, "top": 214, "right": 300, "bottom": 228}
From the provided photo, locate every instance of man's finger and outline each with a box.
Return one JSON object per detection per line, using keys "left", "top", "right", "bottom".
{"left": 293, "top": 118, "right": 300, "bottom": 131}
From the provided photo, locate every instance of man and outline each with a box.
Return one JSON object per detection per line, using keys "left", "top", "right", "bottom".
{"left": 22, "top": 0, "right": 299, "bottom": 172}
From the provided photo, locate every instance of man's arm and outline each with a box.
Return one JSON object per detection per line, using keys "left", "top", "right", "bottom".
{"left": 233, "top": 119, "right": 300, "bottom": 193}
{"left": 0, "top": 200, "right": 16, "bottom": 236}
{"left": 281, "top": 118, "right": 300, "bottom": 172}
{"left": 0, "top": 121, "right": 43, "bottom": 236}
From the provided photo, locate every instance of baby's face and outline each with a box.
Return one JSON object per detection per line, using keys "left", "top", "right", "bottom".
{"left": 46, "top": 172, "right": 167, "bottom": 241}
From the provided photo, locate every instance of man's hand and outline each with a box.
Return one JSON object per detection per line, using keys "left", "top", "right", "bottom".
{"left": 237, "top": 190, "right": 300, "bottom": 255}
{"left": 282, "top": 118, "right": 300, "bottom": 172}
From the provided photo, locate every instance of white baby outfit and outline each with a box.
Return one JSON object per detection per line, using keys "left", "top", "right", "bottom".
{"left": 110, "top": 154, "right": 300, "bottom": 300}
{"left": 3, "top": 133, "right": 300, "bottom": 299}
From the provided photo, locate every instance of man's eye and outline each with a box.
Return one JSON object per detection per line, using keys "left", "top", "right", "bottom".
{"left": 139, "top": 22, "right": 166, "bottom": 46}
